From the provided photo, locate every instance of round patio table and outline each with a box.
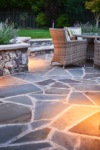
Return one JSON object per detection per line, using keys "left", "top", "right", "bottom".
{"left": 73, "top": 33, "right": 100, "bottom": 59}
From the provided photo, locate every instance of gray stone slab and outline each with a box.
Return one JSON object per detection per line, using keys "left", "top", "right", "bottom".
{"left": 0, "top": 84, "right": 41, "bottom": 98}
{"left": 76, "top": 136, "right": 100, "bottom": 150}
{"left": 51, "top": 131, "right": 79, "bottom": 150}
{"left": 0, "top": 125, "right": 28, "bottom": 143}
{"left": 12, "top": 73, "right": 47, "bottom": 82}
{"left": 3, "top": 95, "right": 33, "bottom": 105}
{"left": 45, "top": 87, "right": 70, "bottom": 95}
{"left": 34, "top": 101, "right": 71, "bottom": 120}
{"left": 83, "top": 74, "right": 100, "bottom": 79}
{"left": 85, "top": 68, "right": 100, "bottom": 74}
{"left": 0, "top": 142, "right": 52, "bottom": 150}
{"left": 13, "top": 128, "right": 51, "bottom": 143}
{"left": 58, "top": 79, "right": 80, "bottom": 84}
{"left": 35, "top": 79, "right": 55, "bottom": 86}
{"left": 73, "top": 78, "right": 98, "bottom": 84}
{"left": 31, "top": 91, "right": 43, "bottom": 94}
{"left": 47, "top": 76, "right": 72, "bottom": 80}
{"left": 0, "top": 103, "right": 32, "bottom": 124}
{"left": 68, "top": 70, "right": 83, "bottom": 77}
{"left": 51, "top": 82, "right": 70, "bottom": 88}
{"left": 29, "top": 94, "right": 67, "bottom": 101}
{"left": 31, "top": 120, "right": 51, "bottom": 130}
{"left": 45, "top": 67, "right": 70, "bottom": 76}
{"left": 69, "top": 83, "right": 100, "bottom": 91}
{"left": 68, "top": 92, "right": 94, "bottom": 105}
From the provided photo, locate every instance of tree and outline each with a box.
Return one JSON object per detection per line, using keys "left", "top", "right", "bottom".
{"left": 85, "top": 0, "right": 100, "bottom": 27}
{"left": 64, "top": 0, "right": 86, "bottom": 24}
{"left": 45, "top": 0, "right": 62, "bottom": 27}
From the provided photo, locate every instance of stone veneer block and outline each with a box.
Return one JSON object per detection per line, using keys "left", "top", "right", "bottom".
{"left": 0, "top": 43, "right": 30, "bottom": 76}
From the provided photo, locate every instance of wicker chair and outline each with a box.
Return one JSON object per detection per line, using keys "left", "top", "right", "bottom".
{"left": 49, "top": 28, "right": 87, "bottom": 69}
{"left": 94, "top": 39, "right": 100, "bottom": 67}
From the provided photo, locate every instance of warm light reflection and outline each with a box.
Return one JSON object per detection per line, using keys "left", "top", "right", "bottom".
{"left": 28, "top": 59, "right": 49, "bottom": 71}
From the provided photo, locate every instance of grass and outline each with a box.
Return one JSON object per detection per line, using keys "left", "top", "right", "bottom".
{"left": 18, "top": 29, "right": 51, "bottom": 39}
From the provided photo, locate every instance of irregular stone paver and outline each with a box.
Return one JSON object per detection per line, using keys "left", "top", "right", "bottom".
{"left": 34, "top": 101, "right": 71, "bottom": 120}
{"left": 13, "top": 128, "right": 51, "bottom": 143}
{"left": 58, "top": 79, "right": 80, "bottom": 84}
{"left": 0, "top": 125, "right": 28, "bottom": 143}
{"left": 0, "top": 143, "right": 52, "bottom": 150}
{"left": 69, "top": 111, "right": 100, "bottom": 137}
{"left": 51, "top": 82, "right": 70, "bottom": 88}
{"left": 76, "top": 136, "right": 100, "bottom": 150}
{"left": 1, "top": 53, "right": 100, "bottom": 150}
{"left": 0, "top": 76, "right": 28, "bottom": 86}
{"left": 52, "top": 131, "right": 79, "bottom": 150}
{"left": 29, "top": 94, "right": 67, "bottom": 102}
{"left": 45, "top": 67, "right": 70, "bottom": 76}
{"left": 0, "top": 103, "right": 32, "bottom": 124}
{"left": 12, "top": 73, "right": 47, "bottom": 82}
{"left": 45, "top": 87, "right": 70, "bottom": 95}
{"left": 68, "top": 92, "right": 94, "bottom": 105}
{"left": 68, "top": 70, "right": 83, "bottom": 77}
{"left": 0, "top": 84, "right": 41, "bottom": 98}
{"left": 69, "top": 83, "right": 100, "bottom": 91}
{"left": 51, "top": 106, "right": 100, "bottom": 130}
{"left": 3, "top": 95, "right": 33, "bottom": 105}
{"left": 85, "top": 68, "right": 100, "bottom": 74}
{"left": 31, "top": 120, "right": 51, "bottom": 130}
{"left": 47, "top": 75, "right": 72, "bottom": 80}
{"left": 84, "top": 92, "right": 100, "bottom": 106}
{"left": 35, "top": 79, "right": 55, "bottom": 86}
{"left": 83, "top": 74, "right": 100, "bottom": 79}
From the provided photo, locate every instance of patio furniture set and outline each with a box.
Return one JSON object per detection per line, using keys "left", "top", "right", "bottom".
{"left": 49, "top": 27, "right": 100, "bottom": 69}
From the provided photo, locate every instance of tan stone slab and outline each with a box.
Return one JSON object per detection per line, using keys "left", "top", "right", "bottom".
{"left": 69, "top": 111, "right": 100, "bottom": 137}
{"left": 84, "top": 92, "right": 100, "bottom": 106}
{"left": 51, "top": 105, "right": 100, "bottom": 130}
{"left": 0, "top": 76, "right": 28, "bottom": 86}
{"left": 75, "top": 136, "right": 100, "bottom": 150}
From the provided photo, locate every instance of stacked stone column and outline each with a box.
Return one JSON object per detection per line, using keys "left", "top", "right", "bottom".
{"left": 0, "top": 49, "right": 28, "bottom": 76}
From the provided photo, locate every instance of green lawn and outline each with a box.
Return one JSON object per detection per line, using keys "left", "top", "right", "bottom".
{"left": 18, "top": 29, "right": 51, "bottom": 39}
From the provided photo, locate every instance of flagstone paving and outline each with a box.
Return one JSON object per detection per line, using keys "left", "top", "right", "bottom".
{"left": 0, "top": 53, "right": 100, "bottom": 150}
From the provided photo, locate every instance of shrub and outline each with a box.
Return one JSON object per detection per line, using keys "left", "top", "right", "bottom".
{"left": 74, "top": 22, "right": 100, "bottom": 33}
{"left": 56, "top": 14, "right": 70, "bottom": 28}
{"left": 20, "top": 12, "right": 28, "bottom": 28}
{"left": 35, "top": 12, "right": 48, "bottom": 27}
{"left": 0, "top": 20, "right": 19, "bottom": 45}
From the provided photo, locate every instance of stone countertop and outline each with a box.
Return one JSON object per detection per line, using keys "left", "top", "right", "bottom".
{"left": 29, "top": 39, "right": 52, "bottom": 42}
{"left": 10, "top": 37, "right": 31, "bottom": 44}
{"left": 0, "top": 43, "right": 30, "bottom": 51}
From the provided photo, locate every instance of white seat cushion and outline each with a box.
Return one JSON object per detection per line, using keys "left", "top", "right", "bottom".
{"left": 65, "top": 29, "right": 70, "bottom": 41}
{"left": 67, "top": 28, "right": 83, "bottom": 40}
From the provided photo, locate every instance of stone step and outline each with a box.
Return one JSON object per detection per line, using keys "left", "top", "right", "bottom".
{"left": 29, "top": 39, "right": 53, "bottom": 47}
{"left": 29, "top": 45, "right": 54, "bottom": 53}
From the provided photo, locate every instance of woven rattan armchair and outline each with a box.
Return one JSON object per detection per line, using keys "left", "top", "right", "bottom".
{"left": 94, "top": 39, "right": 100, "bottom": 67}
{"left": 49, "top": 28, "right": 87, "bottom": 69}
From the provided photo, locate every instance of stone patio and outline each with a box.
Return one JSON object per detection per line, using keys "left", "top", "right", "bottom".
{"left": 0, "top": 53, "right": 100, "bottom": 150}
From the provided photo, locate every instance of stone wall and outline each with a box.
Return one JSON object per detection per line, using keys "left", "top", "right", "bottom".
{"left": 0, "top": 48, "right": 28, "bottom": 76}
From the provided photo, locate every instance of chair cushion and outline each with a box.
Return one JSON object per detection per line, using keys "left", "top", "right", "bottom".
{"left": 67, "top": 28, "right": 83, "bottom": 40}
{"left": 65, "top": 29, "right": 70, "bottom": 41}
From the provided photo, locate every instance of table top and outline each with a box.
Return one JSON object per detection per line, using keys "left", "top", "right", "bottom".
{"left": 73, "top": 33, "right": 100, "bottom": 38}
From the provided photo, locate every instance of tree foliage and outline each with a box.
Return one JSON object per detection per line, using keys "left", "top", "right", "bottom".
{"left": 85, "top": 0, "right": 100, "bottom": 27}
{"left": 64, "top": 0, "right": 86, "bottom": 23}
